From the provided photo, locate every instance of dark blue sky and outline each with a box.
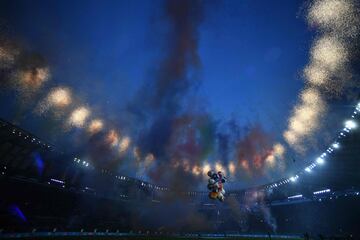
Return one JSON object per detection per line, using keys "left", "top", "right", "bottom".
{"left": 0, "top": 0, "right": 310, "bottom": 133}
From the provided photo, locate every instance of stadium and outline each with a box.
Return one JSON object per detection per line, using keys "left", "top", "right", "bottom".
{"left": 1, "top": 0, "right": 360, "bottom": 239}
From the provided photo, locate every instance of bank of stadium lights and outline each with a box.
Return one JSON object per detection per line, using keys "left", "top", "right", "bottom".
{"left": 313, "top": 189, "right": 330, "bottom": 195}
{"left": 345, "top": 119, "right": 357, "bottom": 130}
{"left": 73, "top": 157, "right": 89, "bottom": 167}
{"left": 332, "top": 142, "right": 340, "bottom": 149}
{"left": 288, "top": 194, "right": 303, "bottom": 199}
{"left": 316, "top": 157, "right": 325, "bottom": 165}
{"left": 290, "top": 175, "right": 299, "bottom": 182}
{"left": 266, "top": 102, "right": 359, "bottom": 190}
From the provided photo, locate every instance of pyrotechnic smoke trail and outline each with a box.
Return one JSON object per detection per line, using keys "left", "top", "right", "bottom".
{"left": 283, "top": 0, "right": 359, "bottom": 152}
{"left": 0, "top": 46, "right": 18, "bottom": 68}
{"left": 144, "top": 153, "right": 155, "bottom": 167}
{"left": 68, "top": 106, "right": 90, "bottom": 128}
{"left": 88, "top": 119, "right": 104, "bottom": 135}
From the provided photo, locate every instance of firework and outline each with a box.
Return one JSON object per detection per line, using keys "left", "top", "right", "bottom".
{"left": 215, "top": 162, "right": 226, "bottom": 175}
{"left": 294, "top": 104, "right": 319, "bottom": 123}
{"left": 241, "top": 160, "right": 250, "bottom": 171}
{"left": 144, "top": 153, "right": 155, "bottom": 166}
{"left": 68, "top": 107, "right": 90, "bottom": 128}
{"left": 202, "top": 163, "right": 211, "bottom": 175}
{"left": 289, "top": 116, "right": 309, "bottom": 135}
{"left": 48, "top": 87, "right": 72, "bottom": 107}
{"left": 311, "top": 35, "right": 347, "bottom": 71}
{"left": 119, "top": 136, "right": 131, "bottom": 153}
{"left": 304, "top": 64, "right": 329, "bottom": 86}
{"left": 192, "top": 165, "right": 201, "bottom": 176}
{"left": 283, "top": 130, "right": 298, "bottom": 145}
{"left": 273, "top": 143, "right": 285, "bottom": 157}
{"left": 308, "top": 0, "right": 359, "bottom": 37}
{"left": 106, "top": 130, "right": 119, "bottom": 147}
{"left": 17, "top": 67, "right": 50, "bottom": 90}
{"left": 300, "top": 88, "right": 323, "bottom": 106}
{"left": 88, "top": 119, "right": 104, "bottom": 134}
{"left": 265, "top": 155, "right": 276, "bottom": 167}
{"left": 228, "top": 161, "right": 236, "bottom": 175}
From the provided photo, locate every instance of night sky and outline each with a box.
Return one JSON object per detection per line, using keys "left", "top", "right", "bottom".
{"left": 0, "top": 0, "right": 356, "bottom": 189}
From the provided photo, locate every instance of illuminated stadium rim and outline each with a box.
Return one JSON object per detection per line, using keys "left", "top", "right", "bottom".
{"left": 263, "top": 101, "right": 360, "bottom": 191}
{"left": 2, "top": 102, "right": 359, "bottom": 194}
{"left": 73, "top": 101, "right": 359, "bottom": 193}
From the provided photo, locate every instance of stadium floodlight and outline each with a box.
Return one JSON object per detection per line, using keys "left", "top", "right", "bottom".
{"left": 305, "top": 167, "right": 311, "bottom": 173}
{"left": 313, "top": 189, "right": 330, "bottom": 195}
{"left": 345, "top": 120, "right": 357, "bottom": 130}
{"left": 316, "top": 157, "right": 324, "bottom": 165}
{"left": 288, "top": 194, "right": 303, "bottom": 199}
{"left": 290, "top": 176, "right": 297, "bottom": 182}
{"left": 332, "top": 142, "right": 340, "bottom": 149}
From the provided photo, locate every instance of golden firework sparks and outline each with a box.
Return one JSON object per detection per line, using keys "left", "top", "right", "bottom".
{"left": 18, "top": 67, "right": 50, "bottom": 90}
{"left": 300, "top": 88, "right": 323, "bottom": 106}
{"left": 294, "top": 104, "right": 318, "bottom": 123}
{"left": 88, "top": 119, "right": 104, "bottom": 134}
{"left": 192, "top": 165, "right": 201, "bottom": 176}
{"left": 68, "top": 107, "right": 90, "bottom": 128}
{"left": 228, "top": 161, "right": 236, "bottom": 175}
{"left": 119, "top": 136, "right": 131, "bottom": 153}
{"left": 202, "top": 163, "right": 211, "bottom": 175}
{"left": 47, "top": 87, "right": 72, "bottom": 108}
{"left": 215, "top": 162, "right": 226, "bottom": 175}
{"left": 106, "top": 130, "right": 119, "bottom": 147}
{"left": 144, "top": 153, "right": 155, "bottom": 166}
{"left": 273, "top": 143, "right": 285, "bottom": 157}
{"left": 265, "top": 154, "right": 276, "bottom": 167}
{"left": 308, "top": 0, "right": 359, "bottom": 36}
{"left": 304, "top": 64, "right": 329, "bottom": 86}
{"left": 283, "top": 130, "right": 298, "bottom": 145}
{"left": 311, "top": 35, "right": 347, "bottom": 71}
{"left": 241, "top": 160, "right": 250, "bottom": 171}
{"left": 289, "top": 116, "right": 309, "bottom": 135}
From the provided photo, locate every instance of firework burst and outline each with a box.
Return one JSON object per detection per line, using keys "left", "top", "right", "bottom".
{"left": 308, "top": 0, "right": 360, "bottom": 37}
{"left": 68, "top": 107, "right": 90, "bottom": 128}
{"left": 106, "top": 130, "right": 119, "bottom": 147}
{"left": 119, "top": 136, "right": 131, "bottom": 153}
{"left": 88, "top": 119, "right": 104, "bottom": 134}
{"left": 310, "top": 35, "right": 348, "bottom": 72}
{"left": 16, "top": 67, "right": 50, "bottom": 91}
